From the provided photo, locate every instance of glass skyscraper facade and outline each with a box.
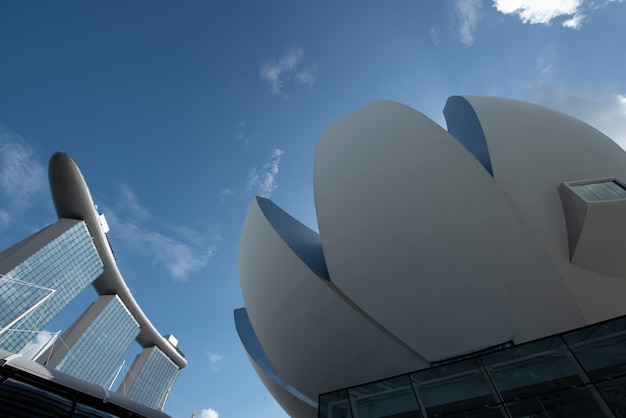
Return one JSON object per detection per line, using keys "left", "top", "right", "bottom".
{"left": 53, "top": 294, "right": 140, "bottom": 386}
{"left": 0, "top": 219, "right": 104, "bottom": 354}
{"left": 120, "top": 346, "right": 181, "bottom": 410}
{"left": 0, "top": 152, "right": 185, "bottom": 414}
{"left": 319, "top": 315, "right": 626, "bottom": 418}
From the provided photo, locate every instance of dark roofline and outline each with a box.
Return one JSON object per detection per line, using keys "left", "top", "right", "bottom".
{"left": 0, "top": 349, "right": 170, "bottom": 418}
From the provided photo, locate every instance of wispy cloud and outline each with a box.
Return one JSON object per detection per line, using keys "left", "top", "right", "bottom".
{"left": 535, "top": 43, "right": 559, "bottom": 76}
{"left": 198, "top": 408, "right": 219, "bottom": 418}
{"left": 430, "top": 28, "right": 441, "bottom": 46}
{"left": 246, "top": 149, "right": 285, "bottom": 198}
{"left": 0, "top": 126, "right": 46, "bottom": 224}
{"left": 104, "top": 184, "right": 220, "bottom": 281}
{"left": 117, "top": 183, "right": 150, "bottom": 221}
{"left": 235, "top": 120, "right": 248, "bottom": 143}
{"left": 526, "top": 84, "right": 626, "bottom": 147}
{"left": 207, "top": 351, "right": 223, "bottom": 364}
{"left": 218, "top": 188, "right": 234, "bottom": 204}
{"left": 235, "top": 120, "right": 258, "bottom": 144}
{"left": 562, "top": 12, "right": 584, "bottom": 28}
{"left": 0, "top": 209, "right": 9, "bottom": 229}
{"left": 493, "top": 0, "right": 620, "bottom": 29}
{"left": 259, "top": 45, "right": 317, "bottom": 98}
{"left": 205, "top": 344, "right": 224, "bottom": 371}
{"left": 140, "top": 228, "right": 216, "bottom": 279}
{"left": 455, "top": 0, "right": 482, "bottom": 46}
{"left": 295, "top": 68, "right": 316, "bottom": 86}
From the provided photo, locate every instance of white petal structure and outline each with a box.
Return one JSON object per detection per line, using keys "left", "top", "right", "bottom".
{"left": 236, "top": 96, "right": 626, "bottom": 418}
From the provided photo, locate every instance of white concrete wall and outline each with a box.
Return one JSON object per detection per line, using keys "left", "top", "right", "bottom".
{"left": 239, "top": 197, "right": 426, "bottom": 401}
{"left": 313, "top": 100, "right": 583, "bottom": 360}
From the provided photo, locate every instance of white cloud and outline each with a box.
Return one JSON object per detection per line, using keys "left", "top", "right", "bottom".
{"left": 235, "top": 120, "right": 258, "bottom": 144}
{"left": 206, "top": 351, "right": 223, "bottom": 363}
{"left": 562, "top": 12, "right": 584, "bottom": 28}
{"left": 104, "top": 185, "right": 220, "bottom": 281}
{"left": 235, "top": 120, "right": 247, "bottom": 142}
{"left": 0, "top": 127, "right": 46, "bottom": 217}
{"left": 430, "top": 28, "right": 440, "bottom": 46}
{"left": 0, "top": 209, "right": 9, "bottom": 228}
{"left": 219, "top": 188, "right": 234, "bottom": 204}
{"left": 260, "top": 46, "right": 303, "bottom": 96}
{"left": 535, "top": 42, "right": 558, "bottom": 75}
{"left": 541, "top": 64, "right": 553, "bottom": 74}
{"left": 198, "top": 408, "right": 219, "bottom": 418}
{"left": 117, "top": 183, "right": 150, "bottom": 221}
{"left": 295, "top": 68, "right": 317, "bottom": 86}
{"left": 526, "top": 84, "right": 626, "bottom": 148}
{"left": 455, "top": 0, "right": 482, "bottom": 46}
{"left": 246, "top": 149, "right": 285, "bottom": 198}
{"left": 143, "top": 229, "right": 215, "bottom": 279}
{"left": 19, "top": 330, "right": 57, "bottom": 360}
{"left": 260, "top": 46, "right": 316, "bottom": 97}
{"left": 492, "top": 0, "right": 611, "bottom": 29}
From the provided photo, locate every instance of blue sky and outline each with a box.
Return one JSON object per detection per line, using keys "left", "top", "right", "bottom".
{"left": 1, "top": 1, "right": 625, "bottom": 417}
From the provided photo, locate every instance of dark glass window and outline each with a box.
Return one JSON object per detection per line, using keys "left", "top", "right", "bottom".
{"left": 481, "top": 337, "right": 587, "bottom": 402}
{"left": 571, "top": 181, "right": 626, "bottom": 201}
{"left": 319, "top": 315, "right": 626, "bottom": 418}
{"left": 504, "top": 385, "right": 611, "bottom": 418}
{"left": 563, "top": 316, "right": 626, "bottom": 382}
{"left": 349, "top": 375, "right": 422, "bottom": 418}
{"left": 410, "top": 359, "right": 503, "bottom": 417}
{"left": 319, "top": 389, "right": 352, "bottom": 418}
{"left": 0, "top": 378, "right": 72, "bottom": 417}
{"left": 596, "top": 376, "right": 626, "bottom": 416}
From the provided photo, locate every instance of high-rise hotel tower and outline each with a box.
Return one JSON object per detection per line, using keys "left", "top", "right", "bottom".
{"left": 0, "top": 152, "right": 186, "bottom": 416}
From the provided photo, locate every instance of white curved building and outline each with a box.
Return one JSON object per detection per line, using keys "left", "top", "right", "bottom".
{"left": 235, "top": 96, "right": 626, "bottom": 418}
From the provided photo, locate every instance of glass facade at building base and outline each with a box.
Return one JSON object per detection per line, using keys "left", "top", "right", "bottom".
{"left": 319, "top": 315, "right": 626, "bottom": 418}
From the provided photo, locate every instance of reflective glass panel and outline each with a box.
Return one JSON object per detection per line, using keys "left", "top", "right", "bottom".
{"left": 123, "top": 346, "right": 180, "bottom": 410}
{"left": 596, "top": 376, "right": 626, "bottom": 416}
{"left": 436, "top": 406, "right": 508, "bottom": 418}
{"left": 571, "top": 181, "right": 626, "bottom": 201}
{"left": 410, "top": 359, "right": 503, "bottom": 417}
{"left": 0, "top": 220, "right": 103, "bottom": 353}
{"left": 605, "top": 181, "right": 626, "bottom": 197}
{"left": 319, "top": 389, "right": 352, "bottom": 418}
{"left": 349, "top": 375, "right": 422, "bottom": 418}
{"left": 571, "top": 184, "right": 600, "bottom": 201}
{"left": 504, "top": 385, "right": 611, "bottom": 418}
{"left": 56, "top": 295, "right": 140, "bottom": 386}
{"left": 482, "top": 337, "right": 586, "bottom": 401}
{"left": 563, "top": 316, "right": 626, "bottom": 381}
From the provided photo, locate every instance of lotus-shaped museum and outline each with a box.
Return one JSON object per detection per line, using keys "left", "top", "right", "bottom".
{"left": 235, "top": 96, "right": 626, "bottom": 417}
